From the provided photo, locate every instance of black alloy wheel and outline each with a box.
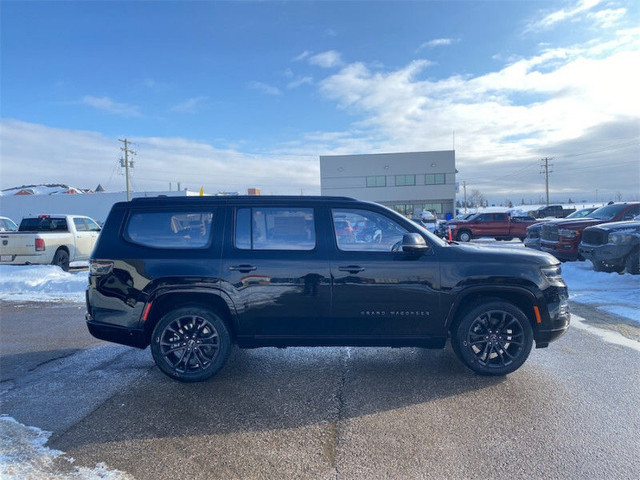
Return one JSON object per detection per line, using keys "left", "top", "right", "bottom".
{"left": 151, "top": 307, "right": 231, "bottom": 382}
{"left": 452, "top": 301, "right": 533, "bottom": 376}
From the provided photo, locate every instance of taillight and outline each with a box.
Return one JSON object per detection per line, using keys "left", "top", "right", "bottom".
{"left": 90, "top": 260, "right": 113, "bottom": 276}
{"left": 35, "top": 238, "right": 45, "bottom": 251}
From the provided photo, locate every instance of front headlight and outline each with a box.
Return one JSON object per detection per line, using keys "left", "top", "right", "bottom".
{"left": 608, "top": 232, "right": 634, "bottom": 245}
{"left": 541, "top": 265, "right": 564, "bottom": 284}
{"left": 558, "top": 229, "right": 579, "bottom": 238}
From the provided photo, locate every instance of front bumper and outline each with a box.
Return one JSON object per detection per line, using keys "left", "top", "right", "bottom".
{"left": 534, "top": 286, "right": 570, "bottom": 348}
{"left": 541, "top": 239, "right": 580, "bottom": 261}
{"left": 579, "top": 243, "right": 633, "bottom": 266}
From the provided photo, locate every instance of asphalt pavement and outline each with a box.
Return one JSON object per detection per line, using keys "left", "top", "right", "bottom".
{"left": 1, "top": 302, "right": 639, "bottom": 479}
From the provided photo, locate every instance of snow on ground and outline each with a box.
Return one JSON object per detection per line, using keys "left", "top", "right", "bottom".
{"left": 0, "top": 416, "right": 134, "bottom": 480}
{"left": 0, "top": 266, "right": 88, "bottom": 303}
{"left": 561, "top": 260, "right": 640, "bottom": 323}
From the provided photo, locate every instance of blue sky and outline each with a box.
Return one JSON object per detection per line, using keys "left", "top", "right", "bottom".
{"left": 1, "top": 0, "right": 639, "bottom": 201}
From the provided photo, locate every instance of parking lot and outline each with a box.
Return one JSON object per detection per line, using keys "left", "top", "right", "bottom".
{"left": 1, "top": 295, "right": 639, "bottom": 479}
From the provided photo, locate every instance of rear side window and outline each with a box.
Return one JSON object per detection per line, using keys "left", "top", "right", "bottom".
{"left": 73, "top": 218, "right": 88, "bottom": 231}
{"left": 235, "top": 207, "right": 316, "bottom": 251}
{"left": 125, "top": 211, "right": 214, "bottom": 249}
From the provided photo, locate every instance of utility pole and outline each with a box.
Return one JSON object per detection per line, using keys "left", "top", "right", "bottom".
{"left": 540, "top": 158, "right": 553, "bottom": 206}
{"left": 463, "top": 180, "right": 467, "bottom": 213}
{"left": 118, "top": 138, "right": 136, "bottom": 201}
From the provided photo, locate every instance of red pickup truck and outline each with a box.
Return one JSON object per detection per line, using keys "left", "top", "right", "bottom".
{"left": 447, "top": 212, "right": 539, "bottom": 242}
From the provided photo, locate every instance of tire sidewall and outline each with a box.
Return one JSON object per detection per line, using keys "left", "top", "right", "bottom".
{"left": 458, "top": 231, "right": 471, "bottom": 242}
{"left": 53, "top": 249, "right": 70, "bottom": 271}
{"left": 452, "top": 301, "right": 533, "bottom": 376}
{"left": 150, "top": 306, "right": 231, "bottom": 382}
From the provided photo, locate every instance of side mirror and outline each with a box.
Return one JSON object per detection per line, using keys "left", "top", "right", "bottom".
{"left": 402, "top": 233, "right": 429, "bottom": 254}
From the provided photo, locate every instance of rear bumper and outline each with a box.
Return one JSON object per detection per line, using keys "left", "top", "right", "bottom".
{"left": 86, "top": 312, "right": 148, "bottom": 349}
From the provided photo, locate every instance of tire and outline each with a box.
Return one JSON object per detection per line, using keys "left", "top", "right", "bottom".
{"left": 458, "top": 230, "right": 472, "bottom": 242}
{"left": 151, "top": 306, "right": 231, "bottom": 382}
{"left": 451, "top": 301, "right": 533, "bottom": 376}
{"left": 625, "top": 250, "right": 639, "bottom": 275}
{"left": 592, "top": 260, "right": 624, "bottom": 274}
{"left": 52, "top": 249, "right": 70, "bottom": 271}
{"left": 519, "top": 237, "right": 525, "bottom": 242}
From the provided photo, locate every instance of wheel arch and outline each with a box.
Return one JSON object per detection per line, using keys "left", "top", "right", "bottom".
{"left": 446, "top": 286, "right": 539, "bottom": 334}
{"left": 142, "top": 289, "right": 237, "bottom": 343}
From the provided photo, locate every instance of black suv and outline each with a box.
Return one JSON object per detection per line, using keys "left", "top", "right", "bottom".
{"left": 86, "top": 196, "right": 570, "bottom": 382}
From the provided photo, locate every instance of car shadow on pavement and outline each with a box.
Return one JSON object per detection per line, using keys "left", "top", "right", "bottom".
{"left": 50, "top": 344, "right": 505, "bottom": 450}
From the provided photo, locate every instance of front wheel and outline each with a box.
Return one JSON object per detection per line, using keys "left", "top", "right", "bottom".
{"left": 625, "top": 250, "right": 639, "bottom": 274}
{"left": 457, "top": 230, "right": 472, "bottom": 242}
{"left": 151, "top": 306, "right": 231, "bottom": 382}
{"left": 451, "top": 301, "right": 533, "bottom": 376}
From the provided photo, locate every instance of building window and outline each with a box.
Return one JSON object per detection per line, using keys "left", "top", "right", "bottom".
{"left": 366, "top": 175, "right": 386, "bottom": 187}
{"left": 395, "top": 174, "right": 416, "bottom": 186}
{"left": 425, "top": 173, "right": 446, "bottom": 185}
{"left": 422, "top": 203, "right": 443, "bottom": 214}
{"left": 392, "top": 204, "right": 415, "bottom": 216}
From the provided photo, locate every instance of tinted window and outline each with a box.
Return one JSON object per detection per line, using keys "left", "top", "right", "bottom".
{"left": 235, "top": 208, "right": 315, "bottom": 251}
{"left": 19, "top": 217, "right": 68, "bottom": 232}
{"left": 332, "top": 209, "right": 407, "bottom": 252}
{"left": 125, "top": 211, "right": 214, "bottom": 248}
{"left": 476, "top": 214, "right": 493, "bottom": 222}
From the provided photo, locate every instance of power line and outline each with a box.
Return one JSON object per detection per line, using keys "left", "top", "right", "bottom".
{"left": 118, "top": 138, "right": 136, "bottom": 201}
{"left": 540, "top": 157, "right": 553, "bottom": 206}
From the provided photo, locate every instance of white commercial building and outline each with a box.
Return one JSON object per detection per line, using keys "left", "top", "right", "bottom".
{"left": 320, "top": 150, "right": 456, "bottom": 218}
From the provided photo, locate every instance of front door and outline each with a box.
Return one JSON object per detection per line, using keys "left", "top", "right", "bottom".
{"left": 328, "top": 207, "right": 441, "bottom": 341}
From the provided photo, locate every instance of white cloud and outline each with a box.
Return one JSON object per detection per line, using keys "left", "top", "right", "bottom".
{"left": 0, "top": 120, "right": 320, "bottom": 195}
{"left": 287, "top": 76, "right": 313, "bottom": 89}
{"left": 309, "top": 50, "right": 344, "bottom": 68}
{"left": 588, "top": 8, "right": 627, "bottom": 28}
{"left": 170, "top": 96, "right": 208, "bottom": 114}
{"left": 526, "top": 0, "right": 604, "bottom": 31}
{"left": 293, "top": 50, "right": 312, "bottom": 62}
{"left": 417, "top": 38, "right": 459, "bottom": 50}
{"left": 80, "top": 96, "right": 141, "bottom": 117}
{"left": 248, "top": 81, "right": 282, "bottom": 96}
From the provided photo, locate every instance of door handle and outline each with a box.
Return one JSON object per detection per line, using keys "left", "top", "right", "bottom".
{"left": 338, "top": 265, "right": 365, "bottom": 274}
{"left": 229, "top": 264, "right": 257, "bottom": 273}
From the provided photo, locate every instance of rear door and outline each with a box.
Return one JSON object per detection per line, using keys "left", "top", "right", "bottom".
{"left": 221, "top": 205, "right": 332, "bottom": 340}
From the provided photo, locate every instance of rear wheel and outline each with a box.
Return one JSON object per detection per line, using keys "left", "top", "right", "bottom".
{"left": 151, "top": 306, "right": 231, "bottom": 382}
{"left": 451, "top": 301, "right": 533, "bottom": 376}
{"left": 52, "top": 249, "right": 70, "bottom": 271}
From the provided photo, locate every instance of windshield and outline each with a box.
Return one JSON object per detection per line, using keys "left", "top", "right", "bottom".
{"left": 587, "top": 204, "right": 628, "bottom": 221}
{"left": 566, "top": 208, "right": 594, "bottom": 219}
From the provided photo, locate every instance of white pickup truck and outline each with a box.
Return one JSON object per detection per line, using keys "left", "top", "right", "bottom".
{"left": 0, "top": 214, "right": 101, "bottom": 271}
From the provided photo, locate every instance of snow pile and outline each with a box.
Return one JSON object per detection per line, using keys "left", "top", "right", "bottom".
{"left": 562, "top": 261, "right": 640, "bottom": 323}
{"left": 0, "top": 266, "right": 88, "bottom": 303}
{"left": 0, "top": 416, "right": 134, "bottom": 480}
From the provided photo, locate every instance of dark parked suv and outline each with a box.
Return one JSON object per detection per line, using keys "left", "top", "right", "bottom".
{"left": 86, "top": 196, "right": 570, "bottom": 382}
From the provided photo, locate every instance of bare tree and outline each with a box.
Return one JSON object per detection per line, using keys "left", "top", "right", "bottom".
{"left": 469, "top": 189, "right": 486, "bottom": 208}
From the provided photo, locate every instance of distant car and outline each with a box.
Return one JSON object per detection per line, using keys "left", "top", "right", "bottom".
{"left": 529, "top": 205, "right": 576, "bottom": 219}
{"left": 578, "top": 215, "right": 640, "bottom": 274}
{"left": 524, "top": 208, "right": 597, "bottom": 250}
{"left": 0, "top": 216, "right": 18, "bottom": 232}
